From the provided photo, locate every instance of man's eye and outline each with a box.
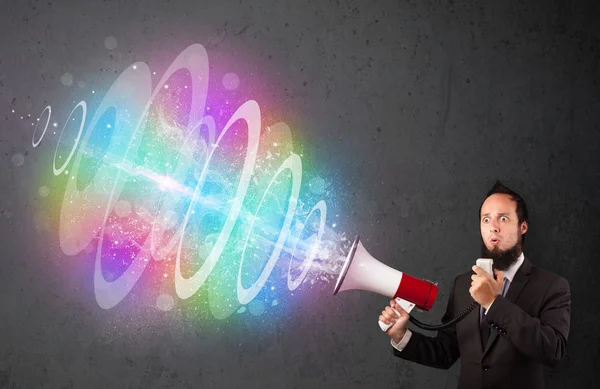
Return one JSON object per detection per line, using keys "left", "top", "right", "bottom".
{"left": 501, "top": 216, "right": 508, "bottom": 221}
{"left": 483, "top": 218, "right": 489, "bottom": 223}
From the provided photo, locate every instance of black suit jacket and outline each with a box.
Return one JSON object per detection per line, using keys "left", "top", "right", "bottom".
{"left": 393, "top": 258, "right": 571, "bottom": 389}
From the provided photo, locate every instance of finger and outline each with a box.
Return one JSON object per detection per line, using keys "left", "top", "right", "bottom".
{"left": 381, "top": 310, "right": 392, "bottom": 320}
{"left": 472, "top": 265, "right": 489, "bottom": 278}
{"left": 390, "top": 299, "right": 396, "bottom": 308}
{"left": 494, "top": 269, "right": 504, "bottom": 282}
{"left": 385, "top": 306, "right": 399, "bottom": 318}
{"left": 379, "top": 315, "right": 390, "bottom": 324}
{"left": 478, "top": 267, "right": 496, "bottom": 282}
{"left": 471, "top": 274, "right": 477, "bottom": 281}
{"left": 384, "top": 312, "right": 397, "bottom": 324}
{"left": 481, "top": 266, "right": 496, "bottom": 279}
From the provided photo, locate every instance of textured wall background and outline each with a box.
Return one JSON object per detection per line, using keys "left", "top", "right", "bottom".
{"left": 1, "top": 0, "right": 599, "bottom": 388}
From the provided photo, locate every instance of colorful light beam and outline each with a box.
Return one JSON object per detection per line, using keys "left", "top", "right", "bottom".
{"left": 31, "top": 43, "right": 349, "bottom": 322}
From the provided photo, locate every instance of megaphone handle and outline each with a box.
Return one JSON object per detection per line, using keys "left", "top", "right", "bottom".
{"left": 378, "top": 298, "right": 416, "bottom": 332}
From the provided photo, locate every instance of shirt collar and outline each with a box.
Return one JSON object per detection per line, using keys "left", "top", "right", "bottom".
{"left": 502, "top": 252, "right": 525, "bottom": 282}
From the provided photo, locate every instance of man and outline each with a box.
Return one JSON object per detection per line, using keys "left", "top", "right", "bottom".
{"left": 379, "top": 181, "right": 571, "bottom": 389}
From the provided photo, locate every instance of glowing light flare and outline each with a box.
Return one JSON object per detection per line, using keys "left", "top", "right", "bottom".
{"left": 36, "top": 43, "right": 343, "bottom": 321}
{"left": 92, "top": 46, "right": 210, "bottom": 309}
{"left": 237, "top": 153, "right": 302, "bottom": 304}
{"left": 288, "top": 200, "right": 327, "bottom": 291}
{"left": 175, "top": 99, "right": 261, "bottom": 300}
{"left": 58, "top": 63, "right": 152, "bottom": 257}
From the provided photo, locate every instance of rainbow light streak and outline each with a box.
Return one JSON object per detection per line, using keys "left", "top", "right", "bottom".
{"left": 32, "top": 43, "right": 348, "bottom": 323}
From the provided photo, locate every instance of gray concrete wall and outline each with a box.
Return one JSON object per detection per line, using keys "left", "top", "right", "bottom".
{"left": 1, "top": 0, "right": 598, "bottom": 387}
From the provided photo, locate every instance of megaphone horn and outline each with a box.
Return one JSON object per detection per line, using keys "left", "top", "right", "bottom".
{"left": 333, "top": 235, "right": 438, "bottom": 311}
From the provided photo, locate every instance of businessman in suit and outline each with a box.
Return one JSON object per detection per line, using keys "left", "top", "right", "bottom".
{"left": 379, "top": 181, "right": 571, "bottom": 389}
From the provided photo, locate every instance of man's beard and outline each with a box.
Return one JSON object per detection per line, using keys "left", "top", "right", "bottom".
{"left": 481, "top": 234, "right": 523, "bottom": 271}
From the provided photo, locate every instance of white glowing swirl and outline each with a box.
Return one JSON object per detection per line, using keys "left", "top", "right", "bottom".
{"left": 93, "top": 44, "right": 210, "bottom": 309}
{"left": 148, "top": 114, "right": 215, "bottom": 261}
{"left": 175, "top": 100, "right": 261, "bottom": 300}
{"left": 288, "top": 200, "right": 327, "bottom": 291}
{"left": 32, "top": 106, "right": 51, "bottom": 148}
{"left": 53, "top": 101, "right": 86, "bottom": 176}
{"left": 59, "top": 64, "right": 150, "bottom": 257}
{"left": 237, "top": 153, "right": 302, "bottom": 304}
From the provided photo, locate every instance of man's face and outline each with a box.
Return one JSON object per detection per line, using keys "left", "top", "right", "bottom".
{"left": 480, "top": 193, "right": 528, "bottom": 263}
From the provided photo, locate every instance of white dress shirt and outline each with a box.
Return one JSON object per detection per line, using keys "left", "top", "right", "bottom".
{"left": 391, "top": 253, "right": 525, "bottom": 351}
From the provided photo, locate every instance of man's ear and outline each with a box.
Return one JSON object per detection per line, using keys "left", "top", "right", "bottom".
{"left": 520, "top": 221, "right": 528, "bottom": 235}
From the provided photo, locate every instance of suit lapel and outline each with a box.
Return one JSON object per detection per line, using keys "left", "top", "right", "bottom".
{"left": 482, "top": 258, "right": 533, "bottom": 357}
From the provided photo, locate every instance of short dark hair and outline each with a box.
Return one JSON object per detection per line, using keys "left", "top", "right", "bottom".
{"left": 480, "top": 181, "right": 529, "bottom": 243}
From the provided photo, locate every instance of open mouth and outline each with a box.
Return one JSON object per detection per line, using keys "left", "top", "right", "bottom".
{"left": 490, "top": 238, "right": 500, "bottom": 245}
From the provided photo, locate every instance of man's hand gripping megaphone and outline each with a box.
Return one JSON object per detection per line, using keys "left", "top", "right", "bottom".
{"left": 379, "top": 298, "right": 415, "bottom": 343}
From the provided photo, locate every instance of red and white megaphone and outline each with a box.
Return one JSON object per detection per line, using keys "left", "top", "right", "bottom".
{"left": 333, "top": 235, "right": 438, "bottom": 331}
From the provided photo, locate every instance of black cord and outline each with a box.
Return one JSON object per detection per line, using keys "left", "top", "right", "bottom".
{"left": 408, "top": 301, "right": 479, "bottom": 331}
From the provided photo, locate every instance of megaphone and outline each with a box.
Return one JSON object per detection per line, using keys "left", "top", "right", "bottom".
{"left": 333, "top": 235, "right": 437, "bottom": 310}
{"left": 333, "top": 235, "right": 477, "bottom": 332}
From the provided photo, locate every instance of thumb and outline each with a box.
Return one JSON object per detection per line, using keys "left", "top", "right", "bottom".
{"left": 390, "top": 300, "right": 408, "bottom": 316}
{"left": 395, "top": 306, "right": 410, "bottom": 321}
{"left": 494, "top": 269, "right": 504, "bottom": 284}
